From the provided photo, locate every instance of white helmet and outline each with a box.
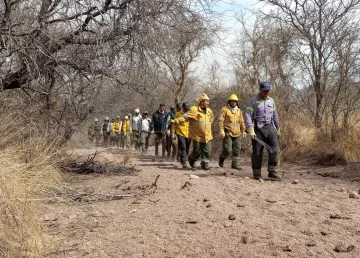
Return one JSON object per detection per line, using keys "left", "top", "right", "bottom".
{"left": 94, "top": 118, "right": 99, "bottom": 122}
{"left": 105, "top": 116, "right": 109, "bottom": 120}
{"left": 134, "top": 108, "right": 140, "bottom": 114}
{"left": 124, "top": 116, "right": 129, "bottom": 119}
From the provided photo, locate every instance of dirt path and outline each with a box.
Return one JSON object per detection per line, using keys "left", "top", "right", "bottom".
{"left": 44, "top": 146, "right": 360, "bottom": 258}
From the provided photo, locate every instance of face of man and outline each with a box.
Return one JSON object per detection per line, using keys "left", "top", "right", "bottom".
{"left": 229, "top": 100, "right": 237, "bottom": 108}
{"left": 260, "top": 89, "right": 270, "bottom": 99}
{"left": 159, "top": 106, "right": 165, "bottom": 112}
{"left": 200, "top": 99, "right": 210, "bottom": 108}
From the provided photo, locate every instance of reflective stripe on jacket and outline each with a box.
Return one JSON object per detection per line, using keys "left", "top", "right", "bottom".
{"left": 175, "top": 106, "right": 213, "bottom": 143}
{"left": 122, "top": 120, "right": 131, "bottom": 133}
{"left": 172, "top": 110, "right": 189, "bottom": 138}
{"left": 218, "top": 106, "right": 246, "bottom": 137}
{"left": 112, "top": 120, "right": 121, "bottom": 133}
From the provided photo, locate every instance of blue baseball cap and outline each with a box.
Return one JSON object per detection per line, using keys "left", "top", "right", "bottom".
{"left": 260, "top": 81, "right": 271, "bottom": 90}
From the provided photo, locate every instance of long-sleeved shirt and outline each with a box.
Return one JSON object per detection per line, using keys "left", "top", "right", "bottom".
{"left": 162, "top": 110, "right": 176, "bottom": 132}
{"left": 245, "top": 94, "right": 279, "bottom": 129}
{"left": 218, "top": 105, "right": 246, "bottom": 137}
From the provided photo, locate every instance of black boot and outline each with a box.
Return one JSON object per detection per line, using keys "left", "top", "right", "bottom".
{"left": 231, "top": 162, "right": 242, "bottom": 170}
{"left": 268, "top": 171, "right": 282, "bottom": 179}
{"left": 188, "top": 157, "right": 196, "bottom": 168}
{"left": 218, "top": 155, "right": 226, "bottom": 168}
{"left": 201, "top": 162, "right": 211, "bottom": 171}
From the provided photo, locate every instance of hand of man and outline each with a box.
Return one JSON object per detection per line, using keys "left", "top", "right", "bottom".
{"left": 247, "top": 127, "right": 256, "bottom": 139}
{"left": 169, "top": 119, "right": 175, "bottom": 124}
{"left": 172, "top": 134, "right": 176, "bottom": 140}
{"left": 276, "top": 127, "right": 281, "bottom": 137}
{"left": 150, "top": 130, "right": 154, "bottom": 134}
{"left": 241, "top": 131, "right": 247, "bottom": 138}
{"left": 166, "top": 130, "right": 170, "bottom": 136}
{"left": 219, "top": 129, "right": 225, "bottom": 138}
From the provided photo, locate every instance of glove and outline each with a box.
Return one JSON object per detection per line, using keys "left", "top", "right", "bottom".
{"left": 151, "top": 130, "right": 154, "bottom": 134}
{"left": 247, "top": 127, "right": 256, "bottom": 139}
{"left": 169, "top": 119, "right": 175, "bottom": 124}
{"left": 172, "top": 134, "right": 176, "bottom": 140}
{"left": 276, "top": 127, "right": 281, "bottom": 137}
{"left": 241, "top": 131, "right": 247, "bottom": 138}
{"left": 219, "top": 129, "right": 225, "bottom": 138}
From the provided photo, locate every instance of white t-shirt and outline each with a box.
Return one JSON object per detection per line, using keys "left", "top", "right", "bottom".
{"left": 141, "top": 119, "right": 151, "bottom": 132}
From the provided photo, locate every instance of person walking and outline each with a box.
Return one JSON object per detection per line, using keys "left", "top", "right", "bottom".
{"left": 112, "top": 116, "right": 122, "bottom": 148}
{"left": 102, "top": 116, "right": 111, "bottom": 147}
{"left": 218, "top": 94, "right": 247, "bottom": 169}
{"left": 122, "top": 115, "right": 131, "bottom": 149}
{"left": 131, "top": 108, "right": 142, "bottom": 150}
{"left": 138, "top": 111, "right": 152, "bottom": 154}
{"left": 151, "top": 104, "right": 167, "bottom": 157}
{"left": 170, "top": 93, "right": 214, "bottom": 170}
{"left": 163, "top": 104, "right": 178, "bottom": 160}
{"left": 245, "top": 81, "right": 281, "bottom": 180}
{"left": 172, "top": 102, "right": 191, "bottom": 168}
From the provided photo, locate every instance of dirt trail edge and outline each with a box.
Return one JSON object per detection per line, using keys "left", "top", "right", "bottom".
{"left": 44, "top": 147, "right": 360, "bottom": 258}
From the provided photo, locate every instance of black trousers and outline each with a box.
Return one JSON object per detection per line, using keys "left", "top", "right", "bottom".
{"left": 177, "top": 134, "right": 191, "bottom": 164}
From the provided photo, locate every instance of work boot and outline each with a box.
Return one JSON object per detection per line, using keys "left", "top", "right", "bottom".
{"left": 218, "top": 155, "right": 226, "bottom": 168}
{"left": 201, "top": 163, "right": 211, "bottom": 171}
{"left": 181, "top": 162, "right": 188, "bottom": 168}
{"left": 188, "top": 157, "right": 196, "bottom": 168}
{"left": 253, "top": 170, "right": 262, "bottom": 180}
{"left": 268, "top": 171, "right": 282, "bottom": 179}
{"left": 231, "top": 162, "right": 242, "bottom": 170}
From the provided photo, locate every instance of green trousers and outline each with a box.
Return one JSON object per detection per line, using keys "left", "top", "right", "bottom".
{"left": 220, "top": 133, "right": 241, "bottom": 163}
{"left": 189, "top": 140, "right": 212, "bottom": 165}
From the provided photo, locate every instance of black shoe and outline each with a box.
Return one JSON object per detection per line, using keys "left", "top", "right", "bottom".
{"left": 201, "top": 163, "right": 211, "bottom": 171}
{"left": 253, "top": 174, "right": 262, "bottom": 180}
{"left": 218, "top": 155, "right": 226, "bottom": 168}
{"left": 231, "top": 163, "right": 242, "bottom": 170}
{"left": 188, "top": 157, "right": 196, "bottom": 168}
{"left": 268, "top": 172, "right": 281, "bottom": 179}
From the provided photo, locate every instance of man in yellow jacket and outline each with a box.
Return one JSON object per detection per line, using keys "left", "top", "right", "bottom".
{"left": 218, "top": 94, "right": 246, "bottom": 169}
{"left": 122, "top": 115, "right": 131, "bottom": 149}
{"left": 172, "top": 102, "right": 191, "bottom": 168}
{"left": 170, "top": 93, "right": 214, "bottom": 170}
{"left": 112, "top": 116, "right": 122, "bottom": 148}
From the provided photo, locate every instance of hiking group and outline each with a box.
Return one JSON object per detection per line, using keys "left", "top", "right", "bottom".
{"left": 88, "top": 81, "right": 281, "bottom": 180}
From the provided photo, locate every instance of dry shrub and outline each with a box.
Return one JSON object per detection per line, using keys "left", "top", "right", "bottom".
{"left": 0, "top": 108, "right": 64, "bottom": 257}
{"left": 281, "top": 119, "right": 360, "bottom": 165}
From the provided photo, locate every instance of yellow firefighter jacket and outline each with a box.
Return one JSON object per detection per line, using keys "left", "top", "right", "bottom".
{"left": 112, "top": 120, "right": 121, "bottom": 134}
{"left": 218, "top": 106, "right": 246, "bottom": 137}
{"left": 175, "top": 106, "right": 213, "bottom": 143}
{"left": 172, "top": 110, "right": 189, "bottom": 138}
{"left": 122, "top": 119, "right": 131, "bottom": 133}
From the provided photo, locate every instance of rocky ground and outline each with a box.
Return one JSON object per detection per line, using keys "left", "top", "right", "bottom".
{"left": 42, "top": 146, "right": 360, "bottom": 258}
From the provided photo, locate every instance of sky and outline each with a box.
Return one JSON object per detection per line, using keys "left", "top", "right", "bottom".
{"left": 194, "top": 0, "right": 266, "bottom": 86}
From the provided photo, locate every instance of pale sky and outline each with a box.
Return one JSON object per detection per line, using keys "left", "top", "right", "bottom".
{"left": 194, "top": 0, "right": 266, "bottom": 86}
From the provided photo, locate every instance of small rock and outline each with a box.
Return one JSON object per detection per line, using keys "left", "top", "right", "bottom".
{"left": 237, "top": 204, "right": 245, "bottom": 208}
{"left": 206, "top": 203, "right": 212, "bottom": 208}
{"left": 305, "top": 241, "right": 316, "bottom": 247}
{"left": 292, "top": 180, "right": 299, "bottom": 184}
{"left": 334, "top": 244, "right": 355, "bottom": 253}
{"left": 259, "top": 178, "right": 264, "bottom": 183}
{"left": 320, "top": 231, "right": 328, "bottom": 236}
{"left": 283, "top": 245, "right": 292, "bottom": 252}
{"left": 241, "top": 236, "right": 249, "bottom": 244}
{"left": 228, "top": 214, "right": 236, "bottom": 220}
{"left": 349, "top": 192, "right": 359, "bottom": 199}
{"left": 244, "top": 176, "right": 250, "bottom": 180}
{"left": 203, "top": 198, "right": 210, "bottom": 202}
{"left": 189, "top": 174, "right": 199, "bottom": 179}
{"left": 330, "top": 214, "right": 342, "bottom": 219}
{"left": 340, "top": 188, "right": 346, "bottom": 192}
{"left": 266, "top": 198, "right": 277, "bottom": 203}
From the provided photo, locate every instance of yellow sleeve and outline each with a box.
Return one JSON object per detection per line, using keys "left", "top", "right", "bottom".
{"left": 217, "top": 107, "right": 225, "bottom": 130}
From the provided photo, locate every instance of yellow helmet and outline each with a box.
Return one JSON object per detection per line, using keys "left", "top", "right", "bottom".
{"left": 196, "top": 93, "right": 210, "bottom": 105}
{"left": 228, "top": 94, "right": 238, "bottom": 101}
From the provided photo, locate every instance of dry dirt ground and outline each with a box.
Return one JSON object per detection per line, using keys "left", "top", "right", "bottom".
{"left": 43, "top": 145, "right": 360, "bottom": 258}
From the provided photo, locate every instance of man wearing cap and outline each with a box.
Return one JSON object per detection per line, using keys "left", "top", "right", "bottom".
{"left": 112, "top": 116, "right": 122, "bottom": 148}
{"left": 102, "top": 116, "right": 111, "bottom": 147}
{"left": 162, "top": 104, "right": 178, "bottom": 160}
{"left": 131, "top": 108, "right": 142, "bottom": 150}
{"left": 138, "top": 111, "right": 152, "bottom": 154}
{"left": 245, "top": 81, "right": 281, "bottom": 180}
{"left": 172, "top": 102, "right": 191, "bottom": 168}
{"left": 122, "top": 115, "right": 131, "bottom": 149}
{"left": 170, "top": 93, "right": 214, "bottom": 170}
{"left": 218, "top": 94, "right": 247, "bottom": 169}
